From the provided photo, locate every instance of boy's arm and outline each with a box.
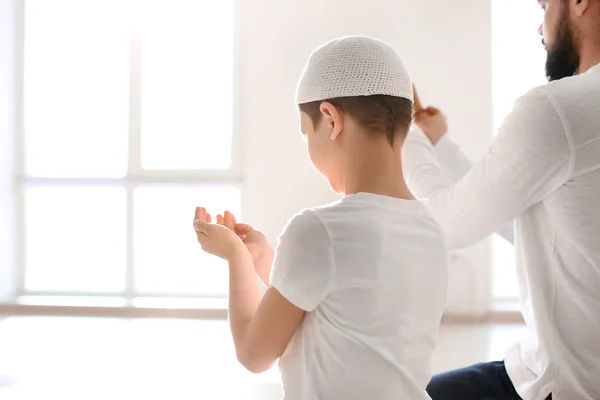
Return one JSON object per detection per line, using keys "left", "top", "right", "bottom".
{"left": 228, "top": 248, "right": 304, "bottom": 374}
{"left": 252, "top": 247, "right": 274, "bottom": 287}
{"left": 229, "top": 210, "right": 332, "bottom": 374}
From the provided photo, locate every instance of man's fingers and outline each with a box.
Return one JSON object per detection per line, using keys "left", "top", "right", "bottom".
{"left": 413, "top": 84, "right": 424, "bottom": 112}
{"left": 216, "top": 214, "right": 225, "bottom": 226}
{"left": 425, "top": 106, "right": 440, "bottom": 116}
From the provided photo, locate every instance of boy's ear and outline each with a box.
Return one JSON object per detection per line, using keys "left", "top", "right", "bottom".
{"left": 319, "top": 102, "right": 344, "bottom": 140}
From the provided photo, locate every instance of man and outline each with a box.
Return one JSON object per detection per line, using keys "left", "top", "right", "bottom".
{"left": 402, "top": 0, "right": 600, "bottom": 399}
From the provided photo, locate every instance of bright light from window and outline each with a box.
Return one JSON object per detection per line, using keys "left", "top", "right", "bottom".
{"left": 21, "top": 0, "right": 237, "bottom": 299}
{"left": 491, "top": 0, "right": 546, "bottom": 299}
{"left": 140, "top": 0, "right": 234, "bottom": 170}
{"left": 24, "top": 187, "right": 127, "bottom": 293}
{"left": 23, "top": 0, "right": 130, "bottom": 178}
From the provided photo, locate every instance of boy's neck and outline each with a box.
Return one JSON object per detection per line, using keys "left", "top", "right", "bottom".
{"left": 341, "top": 139, "right": 415, "bottom": 200}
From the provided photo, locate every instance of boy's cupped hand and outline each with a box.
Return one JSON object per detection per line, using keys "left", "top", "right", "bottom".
{"left": 226, "top": 212, "right": 274, "bottom": 282}
{"left": 193, "top": 208, "right": 274, "bottom": 274}
{"left": 221, "top": 211, "right": 274, "bottom": 281}
{"left": 193, "top": 207, "right": 245, "bottom": 261}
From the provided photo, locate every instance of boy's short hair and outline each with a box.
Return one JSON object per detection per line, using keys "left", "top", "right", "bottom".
{"left": 298, "top": 95, "right": 413, "bottom": 145}
{"left": 296, "top": 36, "right": 414, "bottom": 144}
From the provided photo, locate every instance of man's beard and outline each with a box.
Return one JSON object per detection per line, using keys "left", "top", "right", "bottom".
{"left": 545, "top": 9, "right": 580, "bottom": 82}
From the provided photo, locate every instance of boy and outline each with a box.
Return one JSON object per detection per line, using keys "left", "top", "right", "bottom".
{"left": 193, "top": 36, "right": 448, "bottom": 399}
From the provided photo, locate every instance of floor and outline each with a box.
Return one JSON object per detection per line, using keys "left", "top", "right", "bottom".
{"left": 0, "top": 317, "right": 524, "bottom": 400}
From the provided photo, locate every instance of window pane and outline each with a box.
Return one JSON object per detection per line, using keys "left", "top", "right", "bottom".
{"left": 24, "top": 187, "right": 127, "bottom": 292}
{"left": 491, "top": 0, "right": 546, "bottom": 299}
{"left": 24, "top": 0, "right": 130, "bottom": 178}
{"left": 134, "top": 186, "right": 241, "bottom": 295}
{"left": 140, "top": 0, "right": 234, "bottom": 170}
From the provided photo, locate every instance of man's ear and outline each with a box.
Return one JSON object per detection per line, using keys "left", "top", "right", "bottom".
{"left": 573, "top": 0, "right": 588, "bottom": 17}
{"left": 319, "top": 102, "right": 344, "bottom": 140}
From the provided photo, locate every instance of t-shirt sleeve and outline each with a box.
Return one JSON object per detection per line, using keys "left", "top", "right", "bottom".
{"left": 270, "top": 210, "right": 335, "bottom": 312}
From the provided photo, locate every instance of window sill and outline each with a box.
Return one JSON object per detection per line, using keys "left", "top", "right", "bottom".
{"left": 1, "top": 297, "right": 523, "bottom": 323}
{"left": 0, "top": 295, "right": 228, "bottom": 319}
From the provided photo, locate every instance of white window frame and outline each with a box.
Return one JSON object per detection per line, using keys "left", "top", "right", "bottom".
{"left": 10, "top": 0, "right": 242, "bottom": 304}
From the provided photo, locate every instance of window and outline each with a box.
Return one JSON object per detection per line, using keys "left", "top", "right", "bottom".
{"left": 15, "top": 0, "right": 238, "bottom": 302}
{"left": 491, "top": 0, "right": 546, "bottom": 300}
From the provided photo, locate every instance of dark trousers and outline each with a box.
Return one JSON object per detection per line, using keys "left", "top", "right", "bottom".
{"left": 426, "top": 361, "right": 552, "bottom": 400}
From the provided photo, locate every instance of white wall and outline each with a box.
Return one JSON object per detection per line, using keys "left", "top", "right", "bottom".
{"left": 0, "top": 0, "right": 16, "bottom": 301}
{"left": 238, "top": 0, "right": 494, "bottom": 315}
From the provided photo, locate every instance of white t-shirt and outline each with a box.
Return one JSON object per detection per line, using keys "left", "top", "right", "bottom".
{"left": 270, "top": 193, "right": 448, "bottom": 400}
{"left": 402, "top": 63, "right": 600, "bottom": 400}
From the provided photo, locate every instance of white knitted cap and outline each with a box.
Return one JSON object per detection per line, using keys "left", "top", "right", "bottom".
{"left": 295, "top": 36, "right": 413, "bottom": 105}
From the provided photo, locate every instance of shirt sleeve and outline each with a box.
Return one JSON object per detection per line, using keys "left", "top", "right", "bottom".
{"left": 412, "top": 128, "right": 516, "bottom": 245}
{"left": 402, "top": 128, "right": 453, "bottom": 199}
{"left": 402, "top": 88, "right": 573, "bottom": 250}
{"left": 270, "top": 210, "right": 335, "bottom": 312}
{"left": 435, "top": 133, "right": 474, "bottom": 181}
